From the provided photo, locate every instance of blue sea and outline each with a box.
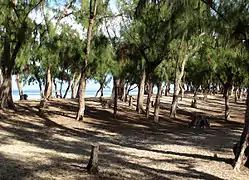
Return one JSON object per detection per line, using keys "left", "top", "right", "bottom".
{"left": 12, "top": 89, "right": 139, "bottom": 101}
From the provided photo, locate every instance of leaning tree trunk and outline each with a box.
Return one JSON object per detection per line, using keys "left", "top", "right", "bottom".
{"left": 76, "top": 0, "right": 98, "bottom": 121}
{"left": 16, "top": 73, "right": 23, "bottom": 100}
{"left": 63, "top": 77, "right": 71, "bottom": 99}
{"left": 233, "top": 85, "right": 249, "bottom": 171}
{"left": 95, "top": 83, "right": 104, "bottom": 97}
{"left": 136, "top": 69, "right": 146, "bottom": 114}
{"left": 145, "top": 75, "right": 153, "bottom": 118}
{"left": 154, "top": 82, "right": 162, "bottom": 123}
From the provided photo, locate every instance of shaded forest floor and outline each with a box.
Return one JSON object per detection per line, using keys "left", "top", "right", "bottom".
{"left": 1, "top": 93, "right": 249, "bottom": 179}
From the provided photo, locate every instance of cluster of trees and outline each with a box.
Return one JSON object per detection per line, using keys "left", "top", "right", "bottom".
{"left": 1, "top": 0, "right": 249, "bottom": 171}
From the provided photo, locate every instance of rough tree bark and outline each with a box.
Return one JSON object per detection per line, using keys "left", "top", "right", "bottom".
{"left": 76, "top": 0, "right": 98, "bottom": 120}
{"left": 154, "top": 82, "right": 162, "bottom": 123}
{"left": 136, "top": 69, "right": 146, "bottom": 113}
{"left": 233, "top": 85, "right": 249, "bottom": 171}
{"left": 145, "top": 75, "right": 153, "bottom": 118}
{"left": 44, "top": 65, "right": 52, "bottom": 100}
{"left": 16, "top": 73, "right": 23, "bottom": 100}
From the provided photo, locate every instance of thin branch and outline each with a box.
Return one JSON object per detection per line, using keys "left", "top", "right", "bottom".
{"left": 56, "top": 0, "right": 76, "bottom": 25}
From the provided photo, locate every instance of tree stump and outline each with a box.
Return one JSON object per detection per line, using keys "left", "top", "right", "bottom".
{"left": 189, "top": 114, "right": 210, "bottom": 128}
{"left": 129, "top": 96, "right": 133, "bottom": 107}
{"left": 86, "top": 144, "right": 99, "bottom": 174}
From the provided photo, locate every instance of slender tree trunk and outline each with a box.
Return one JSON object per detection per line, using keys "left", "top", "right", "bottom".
{"left": 233, "top": 85, "right": 249, "bottom": 170}
{"left": 154, "top": 82, "right": 162, "bottom": 123}
{"left": 63, "top": 77, "right": 71, "bottom": 98}
{"left": 59, "top": 79, "right": 63, "bottom": 98}
{"left": 113, "top": 77, "right": 118, "bottom": 116}
{"left": 191, "top": 89, "right": 198, "bottom": 108}
{"left": 238, "top": 88, "right": 242, "bottom": 100}
{"left": 136, "top": 69, "right": 146, "bottom": 113}
{"left": 38, "top": 80, "right": 43, "bottom": 99}
{"left": 170, "top": 69, "right": 181, "bottom": 118}
{"left": 95, "top": 83, "right": 103, "bottom": 97}
{"left": 234, "top": 87, "right": 238, "bottom": 103}
{"left": 146, "top": 75, "right": 153, "bottom": 118}
{"left": 76, "top": 0, "right": 98, "bottom": 120}
{"left": 180, "top": 82, "right": 184, "bottom": 101}
{"left": 224, "top": 87, "right": 230, "bottom": 121}
{"left": 54, "top": 79, "right": 58, "bottom": 98}
{"left": 0, "top": 69, "right": 3, "bottom": 86}
{"left": 71, "top": 73, "right": 80, "bottom": 99}
{"left": 16, "top": 73, "right": 23, "bottom": 100}
{"left": 44, "top": 65, "right": 52, "bottom": 100}
{"left": 124, "top": 83, "right": 129, "bottom": 102}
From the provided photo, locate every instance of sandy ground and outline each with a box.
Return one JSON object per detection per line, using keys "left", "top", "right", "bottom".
{"left": 0, "top": 93, "right": 249, "bottom": 180}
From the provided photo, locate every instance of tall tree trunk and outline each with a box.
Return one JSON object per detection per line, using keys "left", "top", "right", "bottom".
{"left": 154, "top": 82, "right": 162, "bottom": 123}
{"left": 44, "top": 65, "right": 52, "bottom": 100}
{"left": 180, "top": 82, "right": 184, "bottom": 101}
{"left": 71, "top": 73, "right": 80, "bottom": 99}
{"left": 233, "top": 85, "right": 249, "bottom": 170}
{"left": 234, "top": 87, "right": 238, "bottom": 103}
{"left": 146, "top": 75, "right": 153, "bottom": 118}
{"left": 113, "top": 77, "right": 118, "bottom": 117}
{"left": 170, "top": 63, "right": 181, "bottom": 118}
{"left": 118, "top": 80, "right": 125, "bottom": 101}
{"left": 63, "top": 77, "right": 71, "bottom": 98}
{"left": 16, "top": 73, "right": 23, "bottom": 100}
{"left": 76, "top": 0, "right": 98, "bottom": 120}
{"left": 224, "top": 86, "right": 230, "bottom": 121}
{"left": 136, "top": 69, "right": 146, "bottom": 113}
{"left": 0, "top": 34, "right": 15, "bottom": 109}
{"left": 54, "top": 79, "right": 58, "bottom": 98}
{"left": 59, "top": 79, "right": 63, "bottom": 98}
{"left": 124, "top": 83, "right": 129, "bottom": 102}
{"left": 238, "top": 88, "right": 242, "bottom": 100}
